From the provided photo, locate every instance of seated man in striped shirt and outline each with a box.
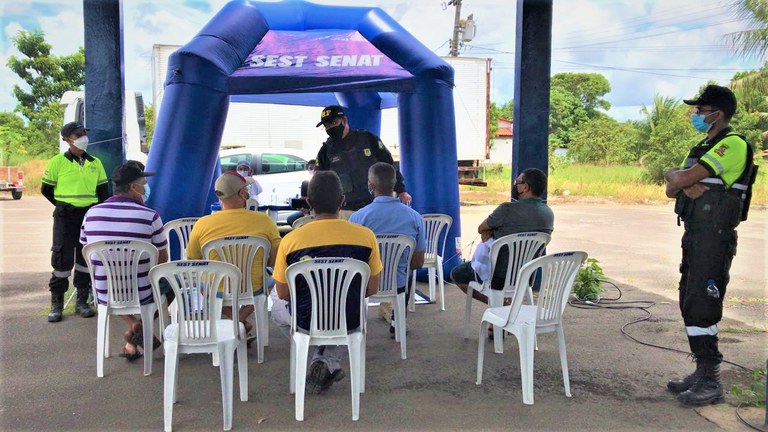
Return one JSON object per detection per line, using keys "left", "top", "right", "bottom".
{"left": 80, "top": 162, "right": 169, "bottom": 361}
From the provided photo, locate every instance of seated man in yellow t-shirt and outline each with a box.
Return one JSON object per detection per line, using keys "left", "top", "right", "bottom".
{"left": 273, "top": 170, "right": 381, "bottom": 394}
{"left": 187, "top": 171, "right": 281, "bottom": 337}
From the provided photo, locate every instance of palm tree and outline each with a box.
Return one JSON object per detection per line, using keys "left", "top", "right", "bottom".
{"left": 727, "top": 0, "right": 768, "bottom": 60}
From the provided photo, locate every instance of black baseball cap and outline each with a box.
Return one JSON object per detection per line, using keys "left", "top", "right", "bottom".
{"left": 61, "top": 121, "right": 88, "bottom": 138}
{"left": 316, "top": 105, "right": 345, "bottom": 127}
{"left": 683, "top": 85, "right": 737, "bottom": 117}
{"left": 112, "top": 162, "right": 155, "bottom": 186}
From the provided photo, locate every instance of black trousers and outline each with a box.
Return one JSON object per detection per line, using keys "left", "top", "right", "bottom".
{"left": 679, "top": 222, "right": 737, "bottom": 363}
{"left": 49, "top": 204, "right": 91, "bottom": 295}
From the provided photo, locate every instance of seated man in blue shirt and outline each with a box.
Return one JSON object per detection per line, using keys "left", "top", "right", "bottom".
{"left": 350, "top": 163, "right": 425, "bottom": 336}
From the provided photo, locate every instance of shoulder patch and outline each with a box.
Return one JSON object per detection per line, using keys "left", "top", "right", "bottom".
{"left": 714, "top": 144, "right": 728, "bottom": 157}
{"left": 378, "top": 140, "right": 384, "bottom": 149}
{"left": 364, "top": 148, "right": 372, "bottom": 157}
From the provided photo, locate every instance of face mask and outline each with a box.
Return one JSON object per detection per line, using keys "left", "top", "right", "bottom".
{"left": 237, "top": 170, "right": 250, "bottom": 178}
{"left": 368, "top": 184, "right": 375, "bottom": 197}
{"left": 512, "top": 185, "right": 521, "bottom": 201}
{"left": 73, "top": 136, "right": 89, "bottom": 151}
{"left": 690, "top": 111, "right": 717, "bottom": 133}
{"left": 141, "top": 183, "right": 151, "bottom": 202}
{"left": 326, "top": 124, "right": 344, "bottom": 140}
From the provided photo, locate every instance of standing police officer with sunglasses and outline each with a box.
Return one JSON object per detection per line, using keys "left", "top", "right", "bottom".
{"left": 664, "top": 85, "right": 757, "bottom": 406}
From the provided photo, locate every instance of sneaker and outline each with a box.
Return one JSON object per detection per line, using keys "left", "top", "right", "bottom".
{"left": 378, "top": 303, "right": 393, "bottom": 324}
{"left": 306, "top": 361, "right": 331, "bottom": 395}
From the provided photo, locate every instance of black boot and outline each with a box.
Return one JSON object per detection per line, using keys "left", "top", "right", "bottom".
{"left": 75, "top": 288, "right": 95, "bottom": 318}
{"left": 667, "top": 357, "right": 703, "bottom": 394}
{"left": 677, "top": 362, "right": 724, "bottom": 406}
{"left": 48, "top": 292, "right": 64, "bottom": 322}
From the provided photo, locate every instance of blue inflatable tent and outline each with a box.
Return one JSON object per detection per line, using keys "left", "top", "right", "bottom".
{"left": 147, "top": 0, "right": 462, "bottom": 269}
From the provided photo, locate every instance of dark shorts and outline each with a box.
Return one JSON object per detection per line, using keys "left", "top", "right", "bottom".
{"left": 450, "top": 261, "right": 481, "bottom": 285}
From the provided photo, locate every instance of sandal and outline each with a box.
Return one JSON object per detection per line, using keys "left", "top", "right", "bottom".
{"left": 130, "top": 330, "right": 162, "bottom": 352}
{"left": 119, "top": 343, "right": 142, "bottom": 362}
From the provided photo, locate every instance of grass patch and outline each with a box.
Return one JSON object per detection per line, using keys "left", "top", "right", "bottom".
{"left": 720, "top": 325, "right": 768, "bottom": 334}
{"left": 462, "top": 162, "right": 768, "bottom": 205}
{"left": 37, "top": 286, "right": 79, "bottom": 318}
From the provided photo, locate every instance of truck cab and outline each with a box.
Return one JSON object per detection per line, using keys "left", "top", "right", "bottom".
{"left": 59, "top": 90, "right": 148, "bottom": 164}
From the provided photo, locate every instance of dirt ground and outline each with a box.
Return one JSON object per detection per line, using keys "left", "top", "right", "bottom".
{"left": 1, "top": 196, "right": 765, "bottom": 431}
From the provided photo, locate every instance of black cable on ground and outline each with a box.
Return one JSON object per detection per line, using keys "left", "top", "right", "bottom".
{"left": 735, "top": 402, "right": 767, "bottom": 432}
{"left": 568, "top": 279, "right": 754, "bottom": 372}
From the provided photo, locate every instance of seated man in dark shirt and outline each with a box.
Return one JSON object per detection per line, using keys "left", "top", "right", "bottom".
{"left": 451, "top": 168, "right": 554, "bottom": 303}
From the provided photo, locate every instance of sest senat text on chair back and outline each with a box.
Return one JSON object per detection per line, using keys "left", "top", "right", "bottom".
{"left": 82, "top": 239, "right": 160, "bottom": 378}
{"left": 149, "top": 260, "right": 247, "bottom": 432}
{"left": 202, "top": 235, "right": 272, "bottom": 363}
{"left": 285, "top": 257, "right": 371, "bottom": 422}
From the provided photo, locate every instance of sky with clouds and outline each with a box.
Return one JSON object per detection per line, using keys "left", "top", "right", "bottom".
{"left": 0, "top": 0, "right": 763, "bottom": 122}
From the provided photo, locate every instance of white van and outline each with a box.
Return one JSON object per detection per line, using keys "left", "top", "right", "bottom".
{"left": 219, "top": 148, "right": 313, "bottom": 222}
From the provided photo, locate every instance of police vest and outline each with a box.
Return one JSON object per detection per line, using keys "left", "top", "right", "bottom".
{"left": 675, "top": 132, "right": 757, "bottom": 228}
{"left": 324, "top": 130, "right": 380, "bottom": 209}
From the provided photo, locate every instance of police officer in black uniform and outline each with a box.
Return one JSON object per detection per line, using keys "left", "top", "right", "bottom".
{"left": 315, "top": 105, "right": 411, "bottom": 218}
{"left": 664, "top": 85, "right": 757, "bottom": 406}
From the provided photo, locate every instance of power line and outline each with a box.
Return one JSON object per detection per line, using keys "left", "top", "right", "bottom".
{"left": 553, "top": 59, "right": 734, "bottom": 80}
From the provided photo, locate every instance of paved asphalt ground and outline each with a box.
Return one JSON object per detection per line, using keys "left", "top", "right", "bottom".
{"left": 1, "top": 196, "right": 765, "bottom": 431}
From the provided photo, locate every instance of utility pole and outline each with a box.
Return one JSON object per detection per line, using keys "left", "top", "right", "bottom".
{"left": 449, "top": 0, "right": 462, "bottom": 56}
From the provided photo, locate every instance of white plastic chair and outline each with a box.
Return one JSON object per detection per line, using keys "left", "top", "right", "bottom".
{"left": 202, "top": 235, "right": 272, "bottom": 363}
{"left": 476, "top": 251, "right": 587, "bottom": 405}
{"left": 372, "top": 234, "right": 415, "bottom": 360}
{"left": 291, "top": 215, "right": 314, "bottom": 230}
{"left": 286, "top": 258, "right": 370, "bottom": 421}
{"left": 82, "top": 240, "right": 160, "bottom": 377}
{"left": 464, "top": 232, "right": 551, "bottom": 353}
{"left": 410, "top": 214, "right": 452, "bottom": 311}
{"left": 149, "top": 260, "right": 247, "bottom": 432}
{"left": 246, "top": 198, "right": 259, "bottom": 211}
{"left": 163, "top": 217, "right": 200, "bottom": 260}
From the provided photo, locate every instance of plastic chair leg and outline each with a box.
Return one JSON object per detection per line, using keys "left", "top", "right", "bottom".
{"left": 348, "top": 335, "right": 362, "bottom": 421}
{"left": 163, "top": 343, "right": 179, "bottom": 432}
{"left": 464, "top": 286, "right": 474, "bottom": 339}
{"left": 476, "top": 321, "right": 489, "bottom": 385}
{"left": 488, "top": 292, "right": 504, "bottom": 354}
{"left": 428, "top": 267, "right": 436, "bottom": 303}
{"left": 96, "top": 307, "right": 108, "bottom": 377}
{"left": 140, "top": 306, "right": 155, "bottom": 376}
{"left": 518, "top": 327, "right": 536, "bottom": 405}
{"left": 218, "top": 345, "right": 235, "bottom": 431}
{"left": 437, "top": 258, "right": 445, "bottom": 311}
{"left": 557, "top": 325, "right": 572, "bottom": 397}
{"left": 293, "top": 335, "right": 310, "bottom": 421}
{"left": 104, "top": 314, "right": 111, "bottom": 358}
{"left": 394, "top": 296, "right": 407, "bottom": 359}
{"left": 237, "top": 340, "right": 249, "bottom": 401}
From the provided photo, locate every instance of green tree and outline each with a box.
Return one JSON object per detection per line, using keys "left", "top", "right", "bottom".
{"left": 569, "top": 116, "right": 641, "bottom": 165}
{"left": 551, "top": 72, "right": 612, "bottom": 114}
{"left": 549, "top": 85, "right": 588, "bottom": 148}
{"left": 6, "top": 29, "right": 84, "bottom": 158}
{"left": 0, "top": 112, "right": 27, "bottom": 165}
{"left": 498, "top": 100, "right": 514, "bottom": 120}
{"left": 639, "top": 99, "right": 699, "bottom": 183}
{"left": 144, "top": 104, "right": 155, "bottom": 148}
